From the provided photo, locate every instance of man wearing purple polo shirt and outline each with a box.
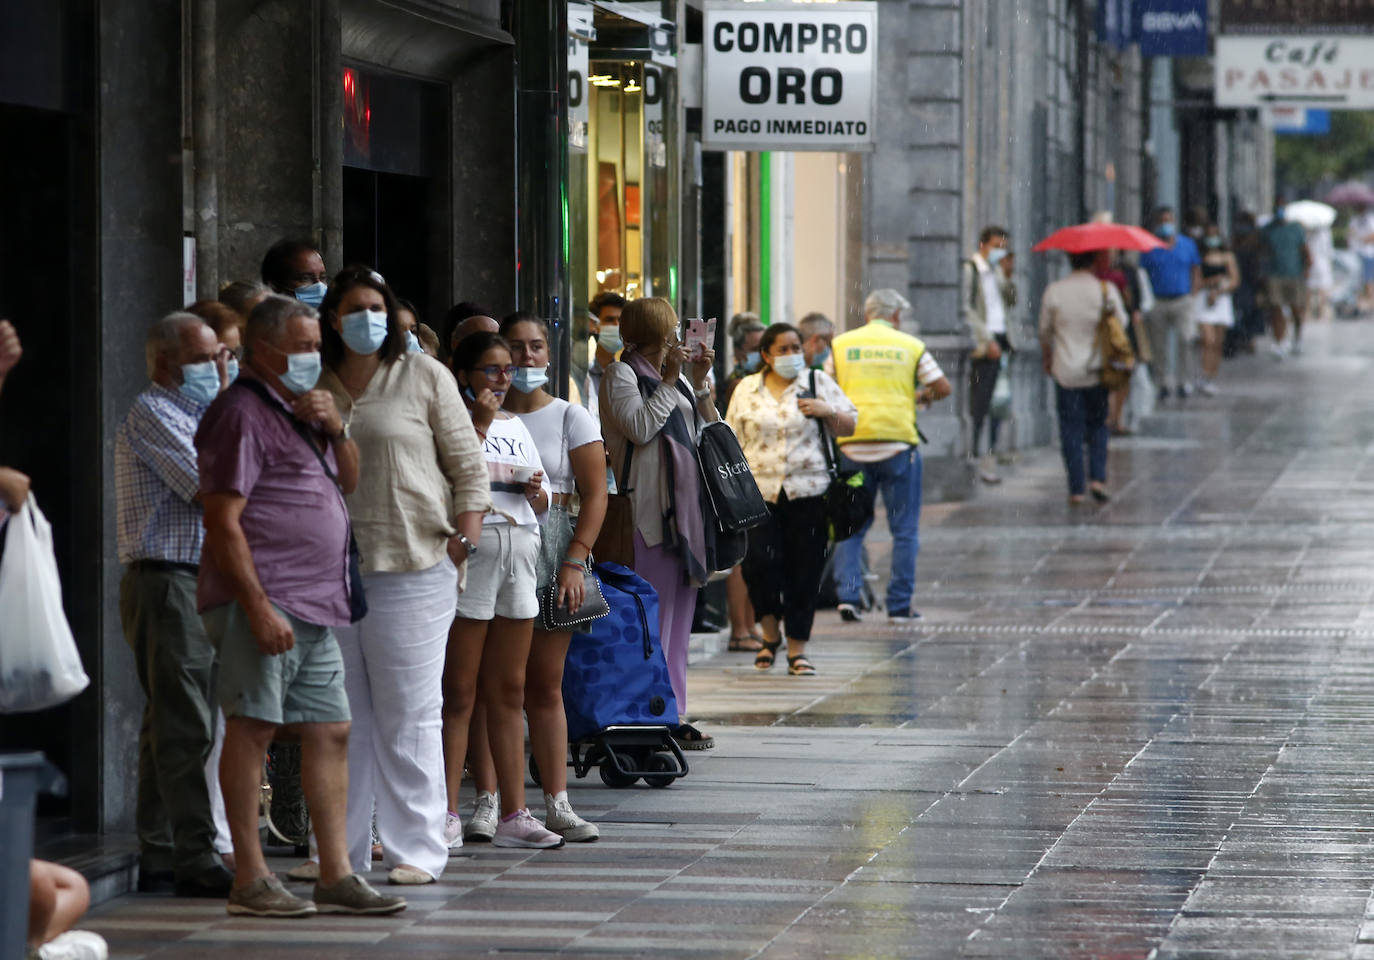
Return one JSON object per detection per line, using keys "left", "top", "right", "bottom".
{"left": 196, "top": 293, "right": 404, "bottom": 919}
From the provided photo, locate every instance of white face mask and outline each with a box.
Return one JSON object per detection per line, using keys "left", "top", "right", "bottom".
{"left": 771, "top": 353, "right": 806, "bottom": 380}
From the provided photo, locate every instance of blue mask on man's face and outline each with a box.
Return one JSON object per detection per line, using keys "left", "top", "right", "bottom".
{"left": 295, "top": 281, "right": 327, "bottom": 308}
{"left": 1157, "top": 222, "right": 1177, "bottom": 239}
{"left": 987, "top": 248, "right": 1009, "bottom": 266}
{"left": 178, "top": 361, "right": 220, "bottom": 406}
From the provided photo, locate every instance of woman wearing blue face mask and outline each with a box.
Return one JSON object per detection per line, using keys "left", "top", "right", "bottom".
{"left": 456, "top": 313, "right": 606, "bottom": 844}
{"left": 724, "top": 323, "right": 858, "bottom": 677}
{"left": 309, "top": 266, "right": 491, "bottom": 887}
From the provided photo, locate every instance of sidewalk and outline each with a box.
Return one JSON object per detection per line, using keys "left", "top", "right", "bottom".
{"left": 82, "top": 319, "right": 1374, "bottom": 958}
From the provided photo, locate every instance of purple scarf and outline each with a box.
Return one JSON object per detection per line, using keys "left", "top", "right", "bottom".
{"left": 624, "top": 349, "right": 709, "bottom": 586}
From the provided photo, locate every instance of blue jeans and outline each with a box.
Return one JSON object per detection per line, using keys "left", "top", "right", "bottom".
{"left": 834, "top": 447, "right": 922, "bottom": 614}
{"left": 1055, "top": 384, "right": 1109, "bottom": 496}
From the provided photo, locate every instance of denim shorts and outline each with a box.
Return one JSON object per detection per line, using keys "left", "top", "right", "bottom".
{"left": 203, "top": 602, "right": 351, "bottom": 726}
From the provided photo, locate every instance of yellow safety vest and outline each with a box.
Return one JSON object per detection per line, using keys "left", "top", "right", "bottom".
{"left": 832, "top": 321, "right": 925, "bottom": 446}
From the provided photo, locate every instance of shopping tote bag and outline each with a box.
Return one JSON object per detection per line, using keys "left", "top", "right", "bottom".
{"left": 0, "top": 494, "right": 90, "bottom": 712}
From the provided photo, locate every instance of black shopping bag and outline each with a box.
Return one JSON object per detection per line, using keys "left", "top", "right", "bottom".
{"left": 696, "top": 420, "right": 769, "bottom": 533}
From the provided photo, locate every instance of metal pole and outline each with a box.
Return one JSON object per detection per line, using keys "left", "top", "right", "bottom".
{"left": 191, "top": 0, "right": 218, "bottom": 299}
{"left": 515, "top": 0, "right": 571, "bottom": 395}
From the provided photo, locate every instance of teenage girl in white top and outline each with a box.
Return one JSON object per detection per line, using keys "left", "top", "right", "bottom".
{"left": 441, "top": 332, "right": 563, "bottom": 850}
{"left": 463, "top": 313, "right": 607, "bottom": 843}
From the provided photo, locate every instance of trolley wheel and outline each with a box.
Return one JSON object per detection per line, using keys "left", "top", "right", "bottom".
{"left": 529, "top": 754, "right": 541, "bottom": 787}
{"left": 642, "top": 752, "right": 677, "bottom": 789}
{"left": 599, "top": 761, "right": 638, "bottom": 788}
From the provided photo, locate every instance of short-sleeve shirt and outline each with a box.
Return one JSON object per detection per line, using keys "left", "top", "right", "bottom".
{"left": 1263, "top": 220, "right": 1308, "bottom": 278}
{"left": 1140, "top": 236, "right": 1201, "bottom": 299}
{"left": 725, "top": 369, "right": 858, "bottom": 502}
{"left": 1039, "top": 271, "right": 1128, "bottom": 390}
{"left": 480, "top": 414, "right": 550, "bottom": 527}
{"left": 195, "top": 374, "right": 352, "bottom": 627}
{"left": 515, "top": 398, "right": 603, "bottom": 495}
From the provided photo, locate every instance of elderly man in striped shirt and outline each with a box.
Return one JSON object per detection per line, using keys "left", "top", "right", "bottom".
{"left": 114, "top": 311, "right": 233, "bottom": 899}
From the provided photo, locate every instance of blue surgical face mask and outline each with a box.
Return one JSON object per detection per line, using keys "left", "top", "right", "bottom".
{"left": 405, "top": 330, "right": 423, "bottom": 353}
{"left": 1157, "top": 222, "right": 1177, "bottom": 239}
{"left": 179, "top": 361, "right": 220, "bottom": 406}
{"left": 225, "top": 357, "right": 239, "bottom": 384}
{"left": 340, "top": 308, "right": 388, "bottom": 356}
{"left": 597, "top": 325, "right": 623, "bottom": 353}
{"left": 987, "top": 248, "right": 1008, "bottom": 266}
{"left": 743, "top": 351, "right": 762, "bottom": 372}
{"left": 1204, "top": 236, "right": 1222, "bottom": 249}
{"left": 295, "top": 281, "right": 327, "bottom": 308}
{"left": 511, "top": 365, "right": 550, "bottom": 394}
{"left": 814, "top": 347, "right": 832, "bottom": 368}
{"left": 771, "top": 353, "right": 806, "bottom": 381}
{"left": 277, "top": 349, "right": 322, "bottom": 395}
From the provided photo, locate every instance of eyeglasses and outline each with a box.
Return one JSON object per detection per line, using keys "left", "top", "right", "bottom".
{"left": 472, "top": 364, "right": 516, "bottom": 380}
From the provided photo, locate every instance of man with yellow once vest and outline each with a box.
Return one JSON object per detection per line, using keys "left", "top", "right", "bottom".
{"left": 831, "top": 289, "right": 952, "bottom": 623}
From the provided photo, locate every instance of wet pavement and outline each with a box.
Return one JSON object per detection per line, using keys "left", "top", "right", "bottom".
{"left": 86, "top": 321, "right": 1374, "bottom": 958}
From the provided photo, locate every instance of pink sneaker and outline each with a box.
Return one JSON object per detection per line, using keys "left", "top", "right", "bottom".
{"left": 492, "top": 809, "right": 565, "bottom": 849}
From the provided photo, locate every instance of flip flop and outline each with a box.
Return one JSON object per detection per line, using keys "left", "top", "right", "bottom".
{"left": 787, "top": 655, "right": 816, "bottom": 677}
{"left": 671, "top": 722, "right": 715, "bottom": 751}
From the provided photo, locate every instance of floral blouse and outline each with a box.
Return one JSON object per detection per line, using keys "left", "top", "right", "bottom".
{"left": 724, "top": 369, "right": 857, "bottom": 503}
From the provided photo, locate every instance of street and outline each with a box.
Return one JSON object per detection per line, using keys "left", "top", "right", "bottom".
{"left": 74, "top": 318, "right": 1374, "bottom": 959}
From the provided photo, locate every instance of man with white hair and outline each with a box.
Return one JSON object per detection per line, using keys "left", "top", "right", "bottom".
{"left": 115, "top": 311, "right": 233, "bottom": 898}
{"left": 830, "top": 289, "right": 951, "bottom": 623}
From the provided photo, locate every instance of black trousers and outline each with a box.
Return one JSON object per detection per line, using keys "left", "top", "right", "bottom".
{"left": 969, "top": 334, "right": 1011, "bottom": 456}
{"left": 740, "top": 492, "right": 830, "bottom": 642}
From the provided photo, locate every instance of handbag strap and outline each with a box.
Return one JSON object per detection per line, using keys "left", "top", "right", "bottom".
{"left": 234, "top": 378, "right": 342, "bottom": 492}
{"left": 810, "top": 369, "right": 840, "bottom": 479}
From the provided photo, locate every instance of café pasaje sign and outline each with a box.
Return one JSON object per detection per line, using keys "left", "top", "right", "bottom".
{"left": 703, "top": 1, "right": 876, "bottom": 152}
{"left": 1215, "top": 35, "right": 1374, "bottom": 108}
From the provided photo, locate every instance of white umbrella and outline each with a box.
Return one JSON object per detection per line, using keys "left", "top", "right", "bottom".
{"left": 1284, "top": 199, "right": 1337, "bottom": 229}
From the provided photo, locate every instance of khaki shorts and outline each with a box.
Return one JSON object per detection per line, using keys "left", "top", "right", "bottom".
{"left": 203, "top": 602, "right": 351, "bottom": 726}
{"left": 455, "top": 522, "right": 541, "bottom": 621}
{"left": 1266, "top": 276, "right": 1307, "bottom": 310}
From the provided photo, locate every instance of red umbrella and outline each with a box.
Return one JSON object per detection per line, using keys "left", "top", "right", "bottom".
{"left": 1032, "top": 223, "right": 1166, "bottom": 254}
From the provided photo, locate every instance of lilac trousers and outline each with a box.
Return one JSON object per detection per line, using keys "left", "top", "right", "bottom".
{"left": 633, "top": 532, "right": 697, "bottom": 720}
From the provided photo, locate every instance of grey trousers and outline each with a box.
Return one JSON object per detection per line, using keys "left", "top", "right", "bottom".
{"left": 1146, "top": 296, "right": 1197, "bottom": 392}
{"left": 119, "top": 565, "right": 221, "bottom": 878}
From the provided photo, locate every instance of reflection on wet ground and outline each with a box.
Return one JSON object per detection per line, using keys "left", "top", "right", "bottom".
{"left": 87, "top": 323, "right": 1374, "bottom": 956}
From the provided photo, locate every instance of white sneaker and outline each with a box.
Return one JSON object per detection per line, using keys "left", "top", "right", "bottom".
{"left": 443, "top": 811, "right": 463, "bottom": 852}
{"left": 36, "top": 931, "right": 108, "bottom": 960}
{"left": 464, "top": 790, "right": 499, "bottom": 842}
{"left": 1271, "top": 341, "right": 1288, "bottom": 360}
{"left": 837, "top": 603, "right": 863, "bottom": 623}
{"left": 1291, "top": 339, "right": 1303, "bottom": 356}
{"left": 492, "top": 809, "right": 565, "bottom": 849}
{"left": 545, "top": 792, "right": 600, "bottom": 843}
{"left": 1197, "top": 380, "right": 1218, "bottom": 397}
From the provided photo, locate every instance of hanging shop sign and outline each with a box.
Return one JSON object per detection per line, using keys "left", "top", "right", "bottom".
{"left": 1135, "top": 0, "right": 1208, "bottom": 57}
{"left": 1220, "top": 0, "right": 1374, "bottom": 35}
{"left": 702, "top": 1, "right": 876, "bottom": 153}
{"left": 1215, "top": 35, "right": 1374, "bottom": 108}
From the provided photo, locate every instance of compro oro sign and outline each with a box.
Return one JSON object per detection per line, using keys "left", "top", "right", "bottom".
{"left": 702, "top": 1, "right": 876, "bottom": 152}
{"left": 1215, "top": 36, "right": 1374, "bottom": 108}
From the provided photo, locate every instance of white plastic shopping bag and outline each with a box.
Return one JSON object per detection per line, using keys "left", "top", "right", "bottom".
{"left": 0, "top": 494, "right": 90, "bottom": 712}
{"left": 1122, "top": 363, "right": 1156, "bottom": 433}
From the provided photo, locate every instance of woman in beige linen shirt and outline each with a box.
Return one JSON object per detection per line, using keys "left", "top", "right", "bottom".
{"left": 725, "top": 322, "right": 856, "bottom": 677}
{"left": 317, "top": 267, "right": 490, "bottom": 885}
{"left": 1039, "top": 250, "right": 1127, "bottom": 505}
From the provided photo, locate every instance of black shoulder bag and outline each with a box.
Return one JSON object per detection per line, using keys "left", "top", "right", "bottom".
{"left": 539, "top": 404, "right": 610, "bottom": 631}
{"left": 233, "top": 379, "right": 368, "bottom": 623}
{"left": 810, "top": 370, "right": 875, "bottom": 544}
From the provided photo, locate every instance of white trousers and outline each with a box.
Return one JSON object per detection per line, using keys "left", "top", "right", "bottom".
{"left": 335, "top": 558, "right": 457, "bottom": 879}
{"left": 206, "top": 707, "right": 233, "bottom": 854}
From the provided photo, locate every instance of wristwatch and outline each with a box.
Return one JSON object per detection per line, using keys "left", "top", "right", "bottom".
{"left": 334, "top": 420, "right": 351, "bottom": 441}
{"left": 455, "top": 532, "right": 478, "bottom": 557}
